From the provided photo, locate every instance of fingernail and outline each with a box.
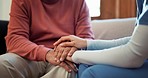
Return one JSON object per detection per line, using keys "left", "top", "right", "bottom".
{"left": 68, "top": 53, "right": 71, "bottom": 56}
{"left": 57, "top": 60, "right": 60, "bottom": 62}
{"left": 69, "top": 70, "right": 72, "bottom": 72}
{"left": 60, "top": 58, "right": 63, "bottom": 61}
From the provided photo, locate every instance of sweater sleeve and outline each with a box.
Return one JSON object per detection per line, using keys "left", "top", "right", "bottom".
{"left": 87, "top": 37, "right": 131, "bottom": 50}
{"left": 75, "top": 0, "right": 94, "bottom": 39}
{"left": 5, "top": 0, "right": 50, "bottom": 61}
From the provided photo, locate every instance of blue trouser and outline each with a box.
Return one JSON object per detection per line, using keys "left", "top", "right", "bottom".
{"left": 78, "top": 60, "right": 148, "bottom": 78}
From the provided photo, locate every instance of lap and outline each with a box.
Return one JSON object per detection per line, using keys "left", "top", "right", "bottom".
{"left": 0, "top": 53, "right": 76, "bottom": 78}
{"left": 41, "top": 65, "right": 76, "bottom": 78}
{"left": 0, "top": 53, "right": 47, "bottom": 78}
{"left": 80, "top": 61, "right": 148, "bottom": 78}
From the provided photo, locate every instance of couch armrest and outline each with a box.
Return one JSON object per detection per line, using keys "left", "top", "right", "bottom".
{"left": 91, "top": 18, "right": 136, "bottom": 40}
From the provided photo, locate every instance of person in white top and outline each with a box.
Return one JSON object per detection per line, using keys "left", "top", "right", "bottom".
{"left": 54, "top": 0, "right": 148, "bottom": 78}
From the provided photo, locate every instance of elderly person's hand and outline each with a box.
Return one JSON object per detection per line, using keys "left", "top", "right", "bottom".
{"left": 54, "top": 45, "right": 77, "bottom": 62}
{"left": 46, "top": 49, "right": 77, "bottom": 73}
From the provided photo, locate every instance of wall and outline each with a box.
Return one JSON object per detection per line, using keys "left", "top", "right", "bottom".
{"left": 0, "top": 0, "right": 136, "bottom": 20}
{"left": 0, "top": 0, "right": 11, "bottom": 20}
{"left": 92, "top": 0, "right": 136, "bottom": 20}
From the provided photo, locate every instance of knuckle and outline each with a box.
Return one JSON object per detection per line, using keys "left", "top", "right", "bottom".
{"left": 57, "top": 54, "right": 61, "bottom": 58}
{"left": 57, "top": 55, "right": 61, "bottom": 58}
{"left": 60, "top": 62, "right": 66, "bottom": 67}
{"left": 61, "top": 54, "right": 66, "bottom": 58}
{"left": 64, "top": 49, "right": 69, "bottom": 53}
{"left": 59, "top": 62, "right": 64, "bottom": 66}
{"left": 61, "top": 37, "right": 65, "bottom": 40}
{"left": 70, "top": 35, "right": 74, "bottom": 37}
{"left": 73, "top": 42, "right": 75, "bottom": 45}
{"left": 73, "top": 47, "right": 77, "bottom": 50}
{"left": 61, "top": 36, "right": 64, "bottom": 39}
{"left": 63, "top": 52, "right": 68, "bottom": 55}
{"left": 58, "top": 50, "right": 63, "bottom": 53}
{"left": 58, "top": 51, "right": 62, "bottom": 54}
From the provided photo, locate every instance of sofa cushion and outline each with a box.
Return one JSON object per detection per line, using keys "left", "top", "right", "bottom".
{"left": 91, "top": 18, "right": 136, "bottom": 40}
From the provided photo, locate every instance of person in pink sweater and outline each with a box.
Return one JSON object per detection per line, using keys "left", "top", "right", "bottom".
{"left": 0, "top": 0, "right": 94, "bottom": 78}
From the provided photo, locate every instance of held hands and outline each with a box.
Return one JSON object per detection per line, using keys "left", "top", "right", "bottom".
{"left": 46, "top": 35, "right": 87, "bottom": 72}
{"left": 53, "top": 35, "right": 87, "bottom": 63}
{"left": 46, "top": 49, "right": 77, "bottom": 73}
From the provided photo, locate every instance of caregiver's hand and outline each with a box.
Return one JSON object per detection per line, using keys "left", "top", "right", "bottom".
{"left": 54, "top": 35, "right": 87, "bottom": 49}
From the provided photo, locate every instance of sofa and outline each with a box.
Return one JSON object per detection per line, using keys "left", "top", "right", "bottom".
{"left": 91, "top": 18, "right": 135, "bottom": 40}
{"left": 0, "top": 20, "right": 8, "bottom": 54}
{"left": 0, "top": 18, "right": 135, "bottom": 55}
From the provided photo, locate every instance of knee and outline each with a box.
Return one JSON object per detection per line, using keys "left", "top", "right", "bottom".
{"left": 0, "top": 53, "right": 27, "bottom": 77}
{"left": 0, "top": 54, "right": 15, "bottom": 76}
{"left": 80, "top": 65, "right": 114, "bottom": 78}
{"left": 78, "top": 64, "right": 92, "bottom": 77}
{"left": 79, "top": 64, "right": 90, "bottom": 68}
{"left": 0, "top": 53, "right": 21, "bottom": 67}
{"left": 80, "top": 67, "right": 97, "bottom": 78}
{"left": 78, "top": 64, "right": 91, "bottom": 72}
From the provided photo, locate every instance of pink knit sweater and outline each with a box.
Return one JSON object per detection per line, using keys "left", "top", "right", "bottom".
{"left": 5, "top": 0, "right": 94, "bottom": 61}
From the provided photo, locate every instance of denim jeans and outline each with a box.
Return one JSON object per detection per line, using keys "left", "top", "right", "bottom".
{"left": 78, "top": 60, "right": 148, "bottom": 78}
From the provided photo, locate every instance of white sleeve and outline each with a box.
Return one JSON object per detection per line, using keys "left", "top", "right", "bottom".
{"left": 72, "top": 25, "right": 148, "bottom": 68}
{"left": 87, "top": 37, "right": 130, "bottom": 50}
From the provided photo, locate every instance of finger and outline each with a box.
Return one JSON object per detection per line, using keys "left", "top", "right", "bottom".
{"left": 54, "top": 36, "right": 71, "bottom": 46}
{"left": 68, "top": 47, "right": 77, "bottom": 56}
{"left": 56, "top": 48, "right": 64, "bottom": 62}
{"left": 46, "top": 51, "right": 60, "bottom": 65}
{"left": 66, "top": 56, "right": 73, "bottom": 62}
{"left": 60, "top": 47, "right": 70, "bottom": 61}
{"left": 54, "top": 46, "right": 59, "bottom": 61}
{"left": 59, "top": 62, "right": 72, "bottom": 73}
{"left": 65, "top": 61, "right": 78, "bottom": 72}
{"left": 53, "top": 46, "right": 57, "bottom": 52}
{"left": 53, "top": 46, "right": 58, "bottom": 60}
{"left": 54, "top": 52, "right": 58, "bottom": 61}
{"left": 59, "top": 42, "right": 75, "bottom": 47}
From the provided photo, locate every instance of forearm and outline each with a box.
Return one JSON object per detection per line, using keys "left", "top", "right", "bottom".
{"left": 87, "top": 37, "right": 131, "bottom": 50}
{"left": 72, "top": 25, "right": 148, "bottom": 68}
{"left": 72, "top": 45, "right": 144, "bottom": 68}
{"left": 6, "top": 34, "right": 50, "bottom": 61}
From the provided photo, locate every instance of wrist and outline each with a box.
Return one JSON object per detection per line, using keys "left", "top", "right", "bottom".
{"left": 81, "top": 39, "right": 87, "bottom": 49}
{"left": 45, "top": 49, "right": 53, "bottom": 62}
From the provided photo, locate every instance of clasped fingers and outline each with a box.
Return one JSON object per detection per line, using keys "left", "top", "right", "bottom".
{"left": 54, "top": 46, "right": 70, "bottom": 62}
{"left": 58, "top": 61, "right": 78, "bottom": 73}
